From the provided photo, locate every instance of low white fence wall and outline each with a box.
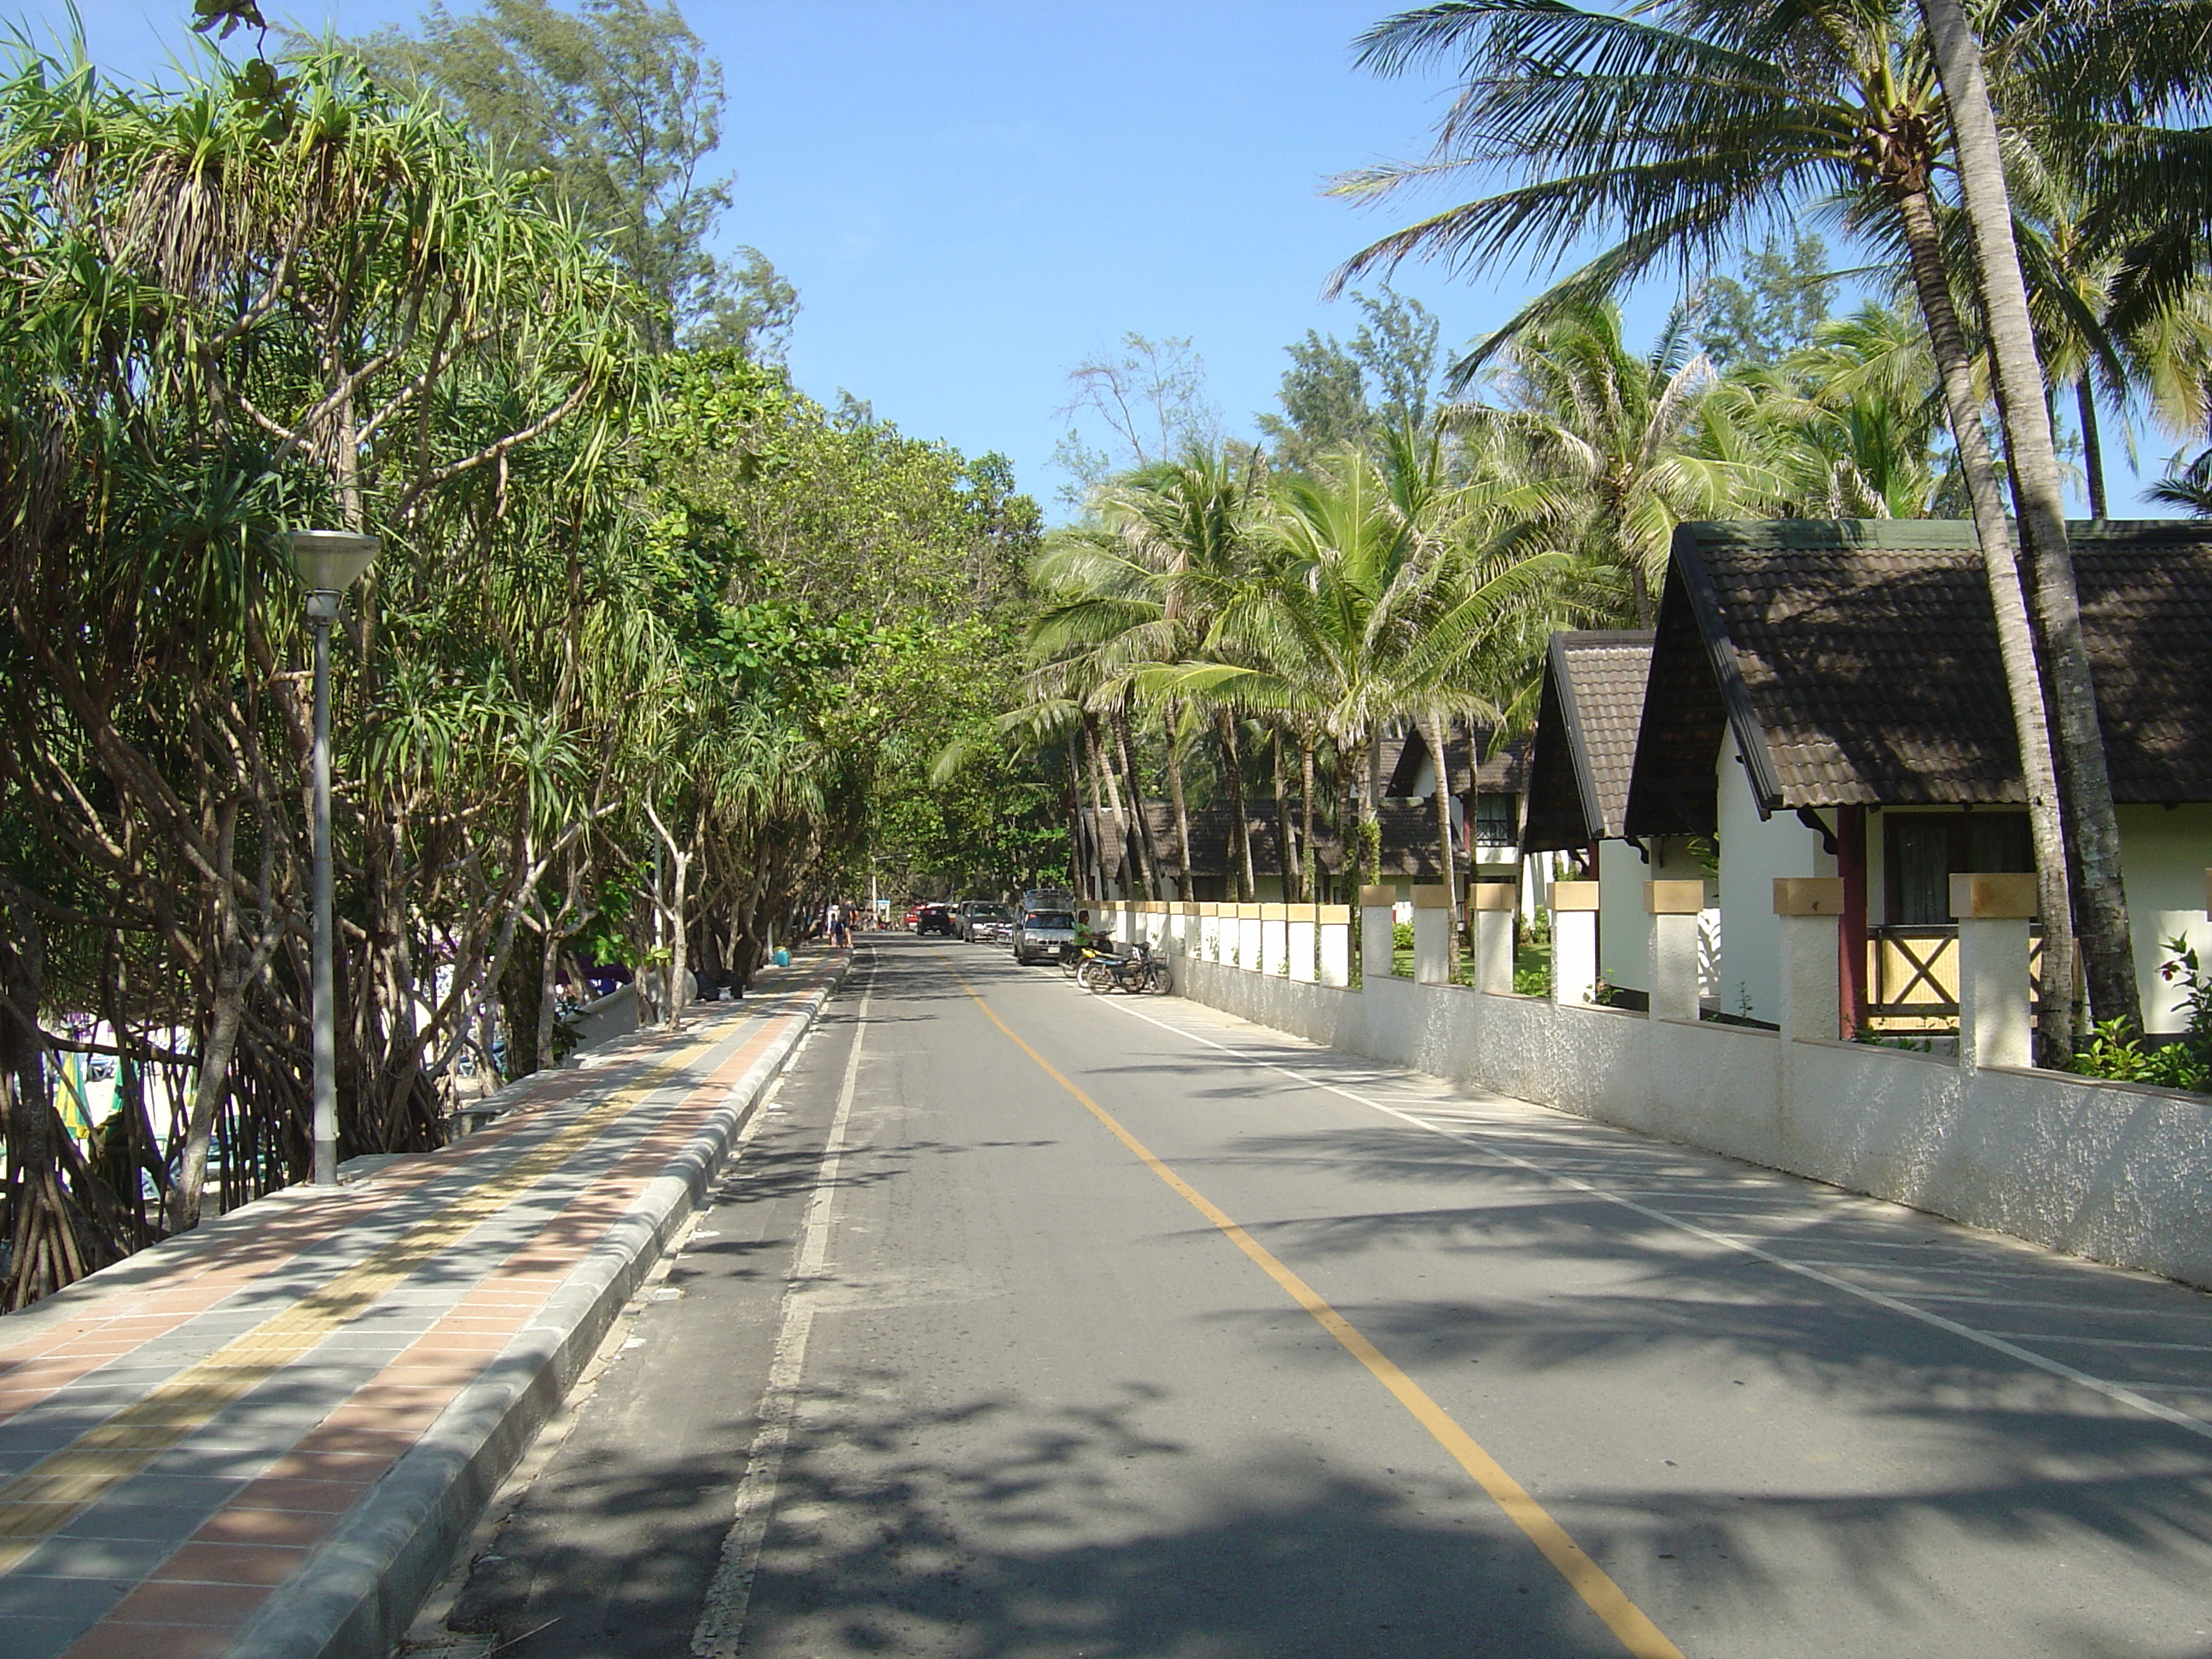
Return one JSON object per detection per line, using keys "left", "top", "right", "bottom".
{"left": 1100, "top": 893, "right": 2212, "bottom": 1292}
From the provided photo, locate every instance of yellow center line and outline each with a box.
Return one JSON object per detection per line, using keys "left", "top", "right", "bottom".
{"left": 940, "top": 959, "right": 1685, "bottom": 1659}
{"left": 0, "top": 1001, "right": 773, "bottom": 1569}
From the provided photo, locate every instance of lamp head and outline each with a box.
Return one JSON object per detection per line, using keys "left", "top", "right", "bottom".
{"left": 287, "top": 530, "right": 380, "bottom": 596}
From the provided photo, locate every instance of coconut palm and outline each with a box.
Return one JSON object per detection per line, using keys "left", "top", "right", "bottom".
{"left": 1028, "top": 446, "right": 1270, "bottom": 899}
{"left": 1152, "top": 432, "right": 1576, "bottom": 894}
{"left": 1467, "top": 298, "right": 1776, "bottom": 625}
{"left": 1332, "top": 0, "right": 2199, "bottom": 1048}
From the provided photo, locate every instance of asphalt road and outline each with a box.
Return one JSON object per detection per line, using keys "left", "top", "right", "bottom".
{"left": 416, "top": 933, "right": 2212, "bottom": 1659}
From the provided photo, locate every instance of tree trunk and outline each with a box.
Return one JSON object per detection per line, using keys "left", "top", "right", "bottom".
{"left": 1217, "top": 709, "right": 1255, "bottom": 902}
{"left": 1077, "top": 718, "right": 1110, "bottom": 896}
{"left": 1272, "top": 725, "right": 1301, "bottom": 903}
{"left": 170, "top": 914, "right": 286, "bottom": 1232}
{"left": 1291, "top": 734, "right": 1309, "bottom": 902}
{"left": 1891, "top": 175, "right": 2077, "bottom": 1061}
{"left": 1423, "top": 712, "right": 1461, "bottom": 960}
{"left": 1115, "top": 700, "right": 1163, "bottom": 901}
{"left": 1163, "top": 709, "right": 1192, "bottom": 900}
{"left": 2077, "top": 378, "right": 2108, "bottom": 521}
{"left": 1355, "top": 733, "right": 1382, "bottom": 889}
{"left": 664, "top": 846, "right": 692, "bottom": 1033}
{"left": 1923, "top": 0, "right": 2140, "bottom": 1035}
{"left": 1092, "top": 711, "right": 1132, "bottom": 897}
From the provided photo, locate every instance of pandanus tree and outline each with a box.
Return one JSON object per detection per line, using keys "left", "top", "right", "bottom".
{"left": 1332, "top": 0, "right": 2203, "bottom": 1050}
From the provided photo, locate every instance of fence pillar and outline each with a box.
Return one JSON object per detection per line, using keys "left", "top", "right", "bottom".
{"left": 1231, "top": 903, "right": 1258, "bottom": 971}
{"left": 1551, "top": 881, "right": 1600, "bottom": 1006}
{"left": 1318, "top": 905, "right": 1352, "bottom": 986}
{"left": 1953, "top": 873, "right": 2036, "bottom": 1069}
{"left": 1196, "top": 903, "right": 1219, "bottom": 962}
{"left": 1773, "top": 878, "right": 1844, "bottom": 1043}
{"left": 1260, "top": 903, "right": 1289, "bottom": 975}
{"left": 1288, "top": 905, "right": 1318, "bottom": 982}
{"left": 1470, "top": 882, "right": 1516, "bottom": 995}
{"left": 1412, "top": 884, "right": 1454, "bottom": 984}
{"left": 1359, "top": 884, "right": 1397, "bottom": 981}
{"left": 1647, "top": 879, "right": 1706, "bottom": 1022}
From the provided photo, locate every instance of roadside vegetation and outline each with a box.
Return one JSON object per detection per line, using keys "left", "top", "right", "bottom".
{"left": 0, "top": 4, "right": 1043, "bottom": 1307}
{"left": 1028, "top": 0, "right": 2212, "bottom": 1081}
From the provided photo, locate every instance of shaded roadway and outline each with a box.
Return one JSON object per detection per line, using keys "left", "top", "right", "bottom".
{"left": 417, "top": 933, "right": 2212, "bottom": 1659}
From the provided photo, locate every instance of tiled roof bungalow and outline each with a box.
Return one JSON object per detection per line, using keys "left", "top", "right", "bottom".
{"left": 1580, "top": 518, "right": 2212, "bottom": 1034}
{"left": 1114, "top": 522, "right": 2212, "bottom": 1294}
{"left": 1517, "top": 630, "right": 1682, "bottom": 1006}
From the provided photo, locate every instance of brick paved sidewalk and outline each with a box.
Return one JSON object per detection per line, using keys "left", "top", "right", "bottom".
{"left": 0, "top": 950, "right": 847, "bottom": 1659}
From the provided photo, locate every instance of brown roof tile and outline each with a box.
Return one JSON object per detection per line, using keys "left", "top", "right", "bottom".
{"left": 1522, "top": 632, "right": 1656, "bottom": 850}
{"left": 1625, "top": 518, "right": 2212, "bottom": 835}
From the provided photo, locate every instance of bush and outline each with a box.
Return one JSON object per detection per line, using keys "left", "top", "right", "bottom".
{"left": 2069, "top": 936, "right": 2212, "bottom": 1091}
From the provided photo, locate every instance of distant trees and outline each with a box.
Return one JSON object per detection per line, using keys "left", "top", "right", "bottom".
{"left": 346, "top": 0, "right": 798, "bottom": 355}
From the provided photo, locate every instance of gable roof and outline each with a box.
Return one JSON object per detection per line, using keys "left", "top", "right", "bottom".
{"left": 1379, "top": 719, "right": 1529, "bottom": 799}
{"left": 1624, "top": 518, "right": 2212, "bottom": 836}
{"left": 1521, "top": 631, "right": 1656, "bottom": 852}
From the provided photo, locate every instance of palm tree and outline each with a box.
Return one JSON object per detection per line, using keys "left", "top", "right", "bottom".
{"left": 1703, "top": 302, "right": 1947, "bottom": 518}
{"left": 1919, "top": 0, "right": 2139, "bottom": 1033}
{"left": 1332, "top": 0, "right": 2179, "bottom": 1050}
{"left": 1469, "top": 299, "right": 1775, "bottom": 625}
{"left": 1157, "top": 434, "right": 1575, "bottom": 895}
{"left": 1028, "top": 447, "right": 1268, "bottom": 900}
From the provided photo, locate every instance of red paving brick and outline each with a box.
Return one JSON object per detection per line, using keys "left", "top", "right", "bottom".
{"left": 105, "top": 1578, "right": 271, "bottom": 1626}
{"left": 256, "top": 1450, "right": 393, "bottom": 1482}
{"left": 152, "top": 1541, "right": 314, "bottom": 1587}
{"left": 192, "top": 1507, "right": 341, "bottom": 1548}
{"left": 64, "top": 1621, "right": 240, "bottom": 1659}
{"left": 230, "top": 1476, "right": 387, "bottom": 1514}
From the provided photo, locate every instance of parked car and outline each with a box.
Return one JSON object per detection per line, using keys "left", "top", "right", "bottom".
{"left": 915, "top": 903, "right": 955, "bottom": 936}
{"left": 965, "top": 902, "right": 1016, "bottom": 945}
{"left": 904, "top": 905, "right": 922, "bottom": 929}
{"left": 1012, "top": 908, "right": 1078, "bottom": 966}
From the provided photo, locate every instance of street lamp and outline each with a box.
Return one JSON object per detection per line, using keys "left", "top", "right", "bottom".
{"left": 287, "top": 530, "right": 379, "bottom": 1188}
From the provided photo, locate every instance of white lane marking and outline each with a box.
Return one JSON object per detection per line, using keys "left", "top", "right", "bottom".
{"left": 1094, "top": 996, "right": 2212, "bottom": 1447}
{"left": 1898, "top": 1294, "right": 2212, "bottom": 1319}
{"left": 1975, "top": 1333, "right": 2212, "bottom": 1353}
{"left": 691, "top": 958, "right": 872, "bottom": 1659}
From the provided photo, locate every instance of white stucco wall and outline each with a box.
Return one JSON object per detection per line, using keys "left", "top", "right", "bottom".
{"left": 2118, "top": 804, "right": 2212, "bottom": 1033}
{"left": 1598, "top": 837, "right": 1711, "bottom": 998}
{"left": 1597, "top": 841, "right": 1649, "bottom": 992}
{"left": 1716, "top": 736, "right": 1833, "bottom": 1025}
{"left": 1174, "top": 948, "right": 2212, "bottom": 1292}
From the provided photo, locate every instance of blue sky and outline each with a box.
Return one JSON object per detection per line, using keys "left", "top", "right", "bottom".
{"left": 28, "top": 1, "right": 2186, "bottom": 518}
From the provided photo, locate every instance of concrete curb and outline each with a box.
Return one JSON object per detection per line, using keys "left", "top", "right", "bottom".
{"left": 222, "top": 956, "right": 850, "bottom": 1659}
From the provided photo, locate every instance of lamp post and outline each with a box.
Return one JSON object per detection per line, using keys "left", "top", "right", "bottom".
{"left": 287, "top": 531, "right": 379, "bottom": 1188}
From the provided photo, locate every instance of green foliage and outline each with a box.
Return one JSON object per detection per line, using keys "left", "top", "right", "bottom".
{"left": 1513, "top": 940, "right": 1552, "bottom": 998}
{"left": 1256, "top": 288, "right": 1446, "bottom": 473}
{"left": 0, "top": 32, "right": 1041, "bottom": 1304}
{"left": 1694, "top": 235, "right": 1837, "bottom": 370}
{"left": 1049, "top": 334, "right": 1220, "bottom": 509}
{"left": 345, "top": 0, "right": 796, "bottom": 353}
{"left": 2070, "top": 938, "right": 2212, "bottom": 1091}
